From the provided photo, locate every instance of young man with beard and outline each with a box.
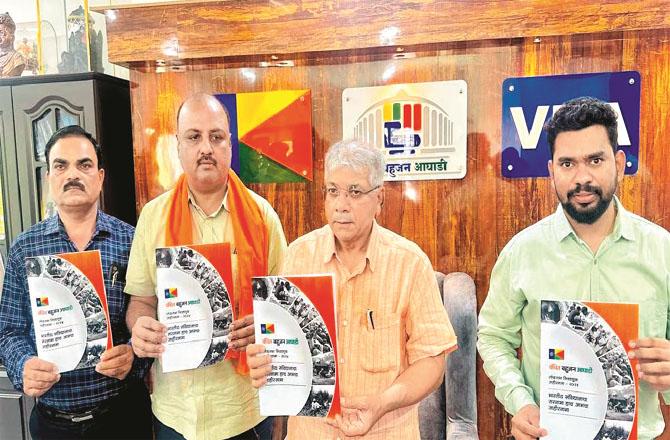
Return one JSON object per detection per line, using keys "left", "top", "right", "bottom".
{"left": 477, "top": 97, "right": 670, "bottom": 440}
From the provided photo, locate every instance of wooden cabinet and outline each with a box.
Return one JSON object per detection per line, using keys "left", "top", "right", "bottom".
{"left": 0, "top": 72, "right": 136, "bottom": 256}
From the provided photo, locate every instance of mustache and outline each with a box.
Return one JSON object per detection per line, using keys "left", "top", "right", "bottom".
{"left": 567, "top": 183, "right": 602, "bottom": 200}
{"left": 197, "top": 154, "right": 217, "bottom": 165}
{"left": 64, "top": 180, "right": 85, "bottom": 192}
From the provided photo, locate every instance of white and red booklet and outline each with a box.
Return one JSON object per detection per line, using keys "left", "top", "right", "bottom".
{"left": 155, "top": 243, "right": 235, "bottom": 373}
{"left": 540, "top": 300, "right": 639, "bottom": 440}
{"left": 252, "top": 275, "right": 340, "bottom": 418}
{"left": 26, "top": 250, "right": 112, "bottom": 372}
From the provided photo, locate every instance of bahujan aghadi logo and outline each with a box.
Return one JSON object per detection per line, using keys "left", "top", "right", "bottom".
{"left": 260, "top": 323, "right": 275, "bottom": 335}
{"left": 164, "top": 287, "right": 178, "bottom": 299}
{"left": 352, "top": 91, "right": 456, "bottom": 157}
{"left": 343, "top": 81, "right": 467, "bottom": 181}
{"left": 35, "top": 297, "right": 49, "bottom": 307}
{"left": 549, "top": 348, "right": 565, "bottom": 360}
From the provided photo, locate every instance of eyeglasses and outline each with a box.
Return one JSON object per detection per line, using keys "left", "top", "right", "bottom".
{"left": 323, "top": 184, "right": 380, "bottom": 200}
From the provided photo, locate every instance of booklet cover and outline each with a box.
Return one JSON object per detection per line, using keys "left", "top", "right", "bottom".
{"left": 155, "top": 243, "right": 235, "bottom": 373}
{"left": 252, "top": 275, "right": 340, "bottom": 417}
{"left": 540, "top": 300, "right": 639, "bottom": 440}
{"left": 26, "top": 250, "right": 112, "bottom": 373}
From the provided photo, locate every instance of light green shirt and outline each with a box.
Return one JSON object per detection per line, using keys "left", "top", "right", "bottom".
{"left": 477, "top": 197, "right": 670, "bottom": 440}
{"left": 125, "top": 188, "right": 287, "bottom": 440}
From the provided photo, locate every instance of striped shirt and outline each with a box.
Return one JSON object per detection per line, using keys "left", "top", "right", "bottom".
{"left": 0, "top": 211, "right": 148, "bottom": 412}
{"left": 283, "top": 222, "right": 457, "bottom": 439}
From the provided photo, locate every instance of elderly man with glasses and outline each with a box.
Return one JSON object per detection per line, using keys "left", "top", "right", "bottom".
{"left": 247, "top": 139, "right": 457, "bottom": 439}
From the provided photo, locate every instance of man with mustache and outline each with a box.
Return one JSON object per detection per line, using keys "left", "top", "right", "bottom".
{"left": 477, "top": 97, "right": 670, "bottom": 440}
{"left": 246, "top": 139, "right": 457, "bottom": 438}
{"left": 0, "top": 125, "right": 152, "bottom": 439}
{"left": 124, "top": 93, "right": 287, "bottom": 440}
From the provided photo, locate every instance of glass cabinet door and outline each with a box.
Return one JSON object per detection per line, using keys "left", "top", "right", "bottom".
{"left": 30, "top": 104, "right": 82, "bottom": 219}
{"left": 0, "top": 87, "right": 22, "bottom": 259}
{"left": 12, "top": 80, "right": 96, "bottom": 230}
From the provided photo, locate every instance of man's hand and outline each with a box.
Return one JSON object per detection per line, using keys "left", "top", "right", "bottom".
{"left": 247, "top": 343, "right": 272, "bottom": 388}
{"left": 23, "top": 357, "right": 60, "bottom": 397}
{"left": 96, "top": 344, "right": 134, "bottom": 380}
{"left": 629, "top": 338, "right": 670, "bottom": 391}
{"left": 131, "top": 316, "right": 166, "bottom": 358}
{"left": 510, "top": 404, "right": 547, "bottom": 440}
{"left": 332, "top": 395, "right": 385, "bottom": 437}
{"left": 230, "top": 315, "right": 254, "bottom": 351}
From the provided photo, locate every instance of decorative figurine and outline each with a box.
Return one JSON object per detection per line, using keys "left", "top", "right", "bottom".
{"left": 0, "top": 12, "right": 25, "bottom": 78}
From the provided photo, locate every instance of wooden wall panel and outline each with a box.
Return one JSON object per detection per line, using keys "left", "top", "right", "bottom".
{"left": 99, "top": 0, "right": 670, "bottom": 65}
{"left": 127, "top": 29, "right": 670, "bottom": 439}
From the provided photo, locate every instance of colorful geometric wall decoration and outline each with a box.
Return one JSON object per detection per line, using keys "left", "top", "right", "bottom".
{"left": 215, "top": 90, "right": 313, "bottom": 183}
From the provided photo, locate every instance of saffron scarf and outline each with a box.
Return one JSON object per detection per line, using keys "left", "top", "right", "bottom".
{"left": 165, "top": 170, "right": 269, "bottom": 374}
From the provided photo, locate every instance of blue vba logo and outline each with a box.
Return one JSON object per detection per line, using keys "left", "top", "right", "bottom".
{"left": 501, "top": 72, "right": 640, "bottom": 178}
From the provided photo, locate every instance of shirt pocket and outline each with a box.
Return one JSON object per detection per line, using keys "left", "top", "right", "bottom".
{"left": 360, "top": 312, "right": 402, "bottom": 373}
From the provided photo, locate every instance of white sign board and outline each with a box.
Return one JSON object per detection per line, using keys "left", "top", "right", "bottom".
{"left": 343, "top": 80, "right": 467, "bottom": 181}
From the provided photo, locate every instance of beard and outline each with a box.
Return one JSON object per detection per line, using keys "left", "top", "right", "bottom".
{"left": 560, "top": 181, "right": 616, "bottom": 225}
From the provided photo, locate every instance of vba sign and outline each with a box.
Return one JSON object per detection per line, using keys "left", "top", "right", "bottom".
{"left": 501, "top": 71, "right": 641, "bottom": 178}
{"left": 343, "top": 81, "right": 467, "bottom": 181}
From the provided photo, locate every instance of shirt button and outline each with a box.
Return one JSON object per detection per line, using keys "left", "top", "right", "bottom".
{"left": 339, "top": 358, "right": 345, "bottom": 364}
{"left": 342, "top": 320, "right": 348, "bottom": 327}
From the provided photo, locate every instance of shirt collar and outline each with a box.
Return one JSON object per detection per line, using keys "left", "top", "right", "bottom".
{"left": 323, "top": 220, "right": 379, "bottom": 273}
{"left": 187, "top": 188, "right": 229, "bottom": 218}
{"left": 44, "top": 210, "right": 111, "bottom": 237}
{"left": 553, "top": 196, "right": 635, "bottom": 242}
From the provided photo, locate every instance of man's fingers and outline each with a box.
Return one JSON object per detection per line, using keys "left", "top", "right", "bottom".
{"left": 131, "top": 335, "right": 164, "bottom": 358}
{"left": 25, "top": 369, "right": 60, "bottom": 383}
{"left": 25, "top": 378, "right": 58, "bottom": 389}
{"left": 511, "top": 405, "right": 547, "bottom": 439}
{"left": 638, "top": 374, "right": 670, "bottom": 391}
{"left": 247, "top": 351, "right": 271, "bottom": 370}
{"left": 246, "top": 343, "right": 265, "bottom": 357}
{"left": 231, "top": 335, "right": 254, "bottom": 351}
{"left": 510, "top": 426, "right": 534, "bottom": 440}
{"left": 134, "top": 326, "right": 166, "bottom": 345}
{"left": 250, "top": 376, "right": 267, "bottom": 388}
{"left": 24, "top": 387, "right": 50, "bottom": 398}
{"left": 630, "top": 338, "right": 670, "bottom": 349}
{"left": 231, "top": 315, "right": 254, "bottom": 330}
{"left": 97, "top": 367, "right": 124, "bottom": 378}
{"left": 100, "top": 344, "right": 132, "bottom": 361}
{"left": 97, "top": 352, "right": 132, "bottom": 372}
{"left": 231, "top": 325, "right": 254, "bottom": 340}
{"left": 637, "top": 361, "right": 670, "bottom": 375}
{"left": 512, "top": 422, "right": 545, "bottom": 439}
{"left": 137, "top": 316, "right": 167, "bottom": 333}
{"left": 249, "top": 361, "right": 272, "bottom": 388}
{"left": 25, "top": 357, "right": 59, "bottom": 373}
{"left": 249, "top": 363, "right": 272, "bottom": 381}
{"left": 629, "top": 347, "right": 670, "bottom": 362}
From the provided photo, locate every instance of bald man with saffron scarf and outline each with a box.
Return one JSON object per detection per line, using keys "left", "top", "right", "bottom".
{"left": 125, "top": 94, "right": 287, "bottom": 440}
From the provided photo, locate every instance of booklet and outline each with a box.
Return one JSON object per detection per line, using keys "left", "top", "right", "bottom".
{"left": 26, "top": 250, "right": 112, "bottom": 372}
{"left": 540, "top": 300, "right": 639, "bottom": 440}
{"left": 155, "top": 243, "right": 235, "bottom": 373}
{"left": 252, "top": 275, "right": 340, "bottom": 417}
